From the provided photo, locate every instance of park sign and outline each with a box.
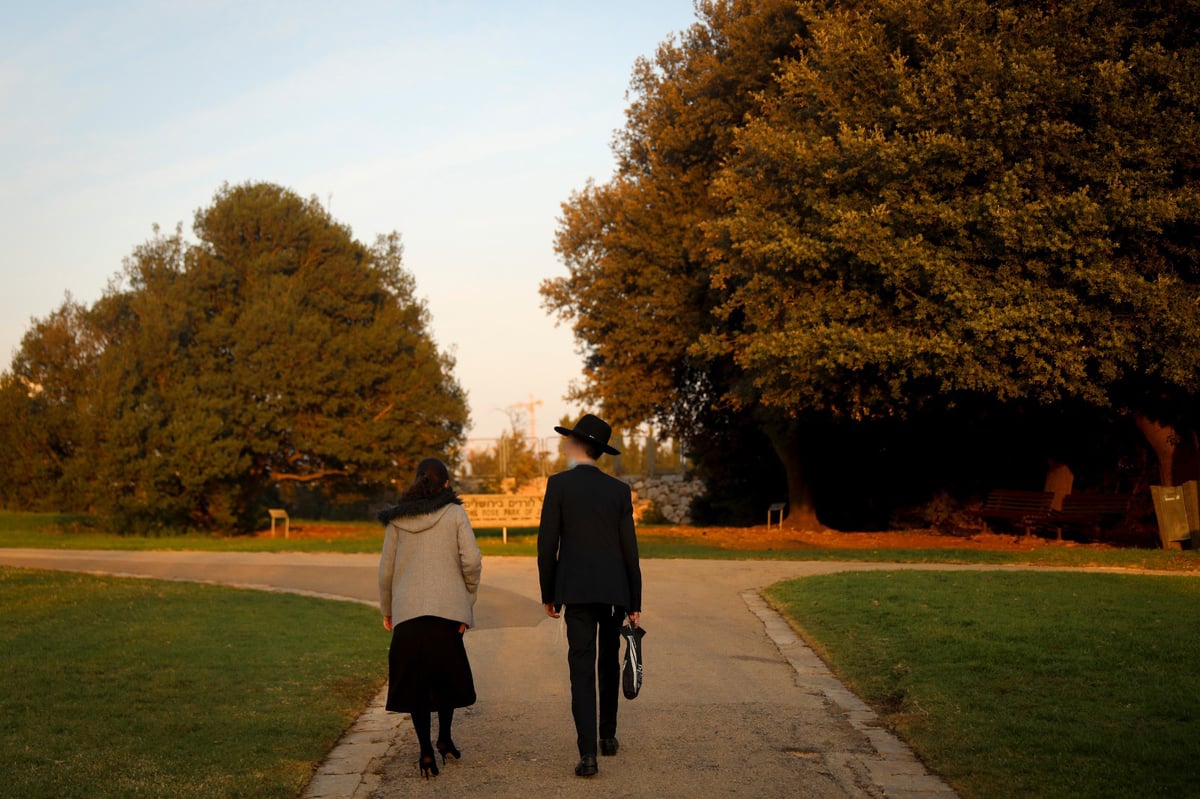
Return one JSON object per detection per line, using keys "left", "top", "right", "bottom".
{"left": 461, "top": 494, "right": 543, "bottom": 526}
{"left": 460, "top": 494, "right": 543, "bottom": 541}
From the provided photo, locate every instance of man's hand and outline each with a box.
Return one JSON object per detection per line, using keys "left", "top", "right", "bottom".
{"left": 544, "top": 603, "right": 561, "bottom": 619}
{"left": 382, "top": 615, "right": 393, "bottom": 632}
{"left": 628, "top": 611, "right": 641, "bottom": 628}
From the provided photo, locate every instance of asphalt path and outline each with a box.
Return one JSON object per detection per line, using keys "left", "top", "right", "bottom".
{"left": 0, "top": 549, "right": 990, "bottom": 798}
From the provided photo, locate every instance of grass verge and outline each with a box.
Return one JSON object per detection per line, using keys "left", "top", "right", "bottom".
{"left": 2, "top": 512, "right": 1197, "bottom": 571}
{"left": 0, "top": 567, "right": 386, "bottom": 799}
{"left": 765, "top": 571, "right": 1200, "bottom": 799}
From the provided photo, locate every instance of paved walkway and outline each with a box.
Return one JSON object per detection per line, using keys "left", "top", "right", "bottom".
{"left": 0, "top": 549, "right": 1061, "bottom": 799}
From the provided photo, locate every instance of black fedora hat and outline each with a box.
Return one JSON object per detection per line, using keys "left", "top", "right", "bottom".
{"left": 555, "top": 413, "right": 620, "bottom": 456}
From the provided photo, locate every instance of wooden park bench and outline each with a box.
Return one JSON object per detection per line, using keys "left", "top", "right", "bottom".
{"left": 974, "top": 490, "right": 1055, "bottom": 536}
{"left": 268, "top": 508, "right": 290, "bottom": 538}
{"left": 1051, "top": 494, "right": 1132, "bottom": 539}
{"left": 767, "top": 502, "right": 786, "bottom": 529}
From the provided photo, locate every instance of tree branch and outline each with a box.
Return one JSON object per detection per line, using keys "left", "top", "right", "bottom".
{"left": 373, "top": 402, "right": 394, "bottom": 423}
{"left": 271, "top": 469, "right": 347, "bottom": 484}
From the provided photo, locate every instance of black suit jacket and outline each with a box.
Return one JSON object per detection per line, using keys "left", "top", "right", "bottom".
{"left": 538, "top": 465, "right": 642, "bottom": 612}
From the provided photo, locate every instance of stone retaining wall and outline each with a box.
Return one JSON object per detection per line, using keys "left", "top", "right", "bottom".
{"left": 624, "top": 475, "right": 705, "bottom": 525}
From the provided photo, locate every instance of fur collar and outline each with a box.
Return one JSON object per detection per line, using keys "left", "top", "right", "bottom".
{"left": 376, "top": 488, "right": 462, "bottom": 525}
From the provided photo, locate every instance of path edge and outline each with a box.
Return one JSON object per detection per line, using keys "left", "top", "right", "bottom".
{"left": 300, "top": 686, "right": 408, "bottom": 799}
{"left": 742, "top": 590, "right": 959, "bottom": 799}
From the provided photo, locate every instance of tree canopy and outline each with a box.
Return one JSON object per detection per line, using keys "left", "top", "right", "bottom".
{"left": 546, "top": 0, "right": 1200, "bottom": 528}
{"left": 0, "top": 182, "right": 468, "bottom": 532}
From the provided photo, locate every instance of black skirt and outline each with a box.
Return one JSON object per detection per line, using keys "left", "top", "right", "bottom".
{"left": 386, "top": 615, "right": 476, "bottom": 713}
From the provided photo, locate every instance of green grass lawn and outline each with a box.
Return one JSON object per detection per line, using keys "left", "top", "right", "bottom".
{"left": 766, "top": 571, "right": 1200, "bottom": 799}
{"left": 0, "top": 567, "right": 386, "bottom": 799}
{"left": 2, "top": 512, "right": 1198, "bottom": 571}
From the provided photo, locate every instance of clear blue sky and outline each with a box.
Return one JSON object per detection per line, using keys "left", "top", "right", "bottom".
{"left": 0, "top": 0, "right": 699, "bottom": 441}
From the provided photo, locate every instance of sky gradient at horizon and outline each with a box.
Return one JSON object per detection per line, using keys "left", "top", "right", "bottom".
{"left": 0, "top": 0, "right": 699, "bottom": 442}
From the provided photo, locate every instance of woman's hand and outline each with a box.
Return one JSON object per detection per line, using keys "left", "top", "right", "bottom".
{"left": 382, "top": 615, "right": 393, "bottom": 632}
{"left": 458, "top": 623, "right": 467, "bottom": 634}
{"left": 544, "top": 603, "right": 560, "bottom": 619}
{"left": 628, "top": 612, "right": 641, "bottom": 628}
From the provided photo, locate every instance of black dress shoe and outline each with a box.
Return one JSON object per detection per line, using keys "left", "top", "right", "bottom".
{"left": 600, "top": 737, "right": 619, "bottom": 756}
{"left": 575, "top": 755, "right": 599, "bottom": 777}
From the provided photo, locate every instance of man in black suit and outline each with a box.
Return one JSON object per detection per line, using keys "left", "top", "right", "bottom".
{"left": 538, "top": 413, "right": 642, "bottom": 778}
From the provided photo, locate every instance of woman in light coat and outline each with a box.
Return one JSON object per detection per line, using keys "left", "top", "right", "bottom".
{"left": 377, "top": 458, "right": 482, "bottom": 779}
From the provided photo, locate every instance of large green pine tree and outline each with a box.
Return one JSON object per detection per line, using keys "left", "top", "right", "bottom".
{"left": 0, "top": 182, "right": 468, "bottom": 532}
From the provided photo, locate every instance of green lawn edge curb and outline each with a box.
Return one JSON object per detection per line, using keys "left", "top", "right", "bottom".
{"left": 764, "top": 570, "right": 1200, "bottom": 799}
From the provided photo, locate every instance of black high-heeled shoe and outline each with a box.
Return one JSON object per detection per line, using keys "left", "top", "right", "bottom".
{"left": 436, "top": 739, "right": 461, "bottom": 764}
{"left": 419, "top": 753, "right": 440, "bottom": 779}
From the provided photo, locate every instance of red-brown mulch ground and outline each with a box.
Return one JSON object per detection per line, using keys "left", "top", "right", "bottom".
{"left": 259, "top": 519, "right": 1164, "bottom": 554}
{"left": 647, "top": 523, "right": 1156, "bottom": 552}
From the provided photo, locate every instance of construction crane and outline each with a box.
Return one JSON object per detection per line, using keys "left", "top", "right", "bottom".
{"left": 509, "top": 394, "right": 543, "bottom": 440}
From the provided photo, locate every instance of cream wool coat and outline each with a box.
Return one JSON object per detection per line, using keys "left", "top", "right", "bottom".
{"left": 378, "top": 502, "right": 483, "bottom": 628}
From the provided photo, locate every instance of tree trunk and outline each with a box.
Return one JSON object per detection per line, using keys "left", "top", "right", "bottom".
{"left": 766, "top": 423, "right": 826, "bottom": 531}
{"left": 1135, "top": 413, "right": 1179, "bottom": 486}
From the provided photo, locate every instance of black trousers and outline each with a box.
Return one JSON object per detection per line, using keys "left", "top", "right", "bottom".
{"left": 565, "top": 603, "right": 624, "bottom": 757}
